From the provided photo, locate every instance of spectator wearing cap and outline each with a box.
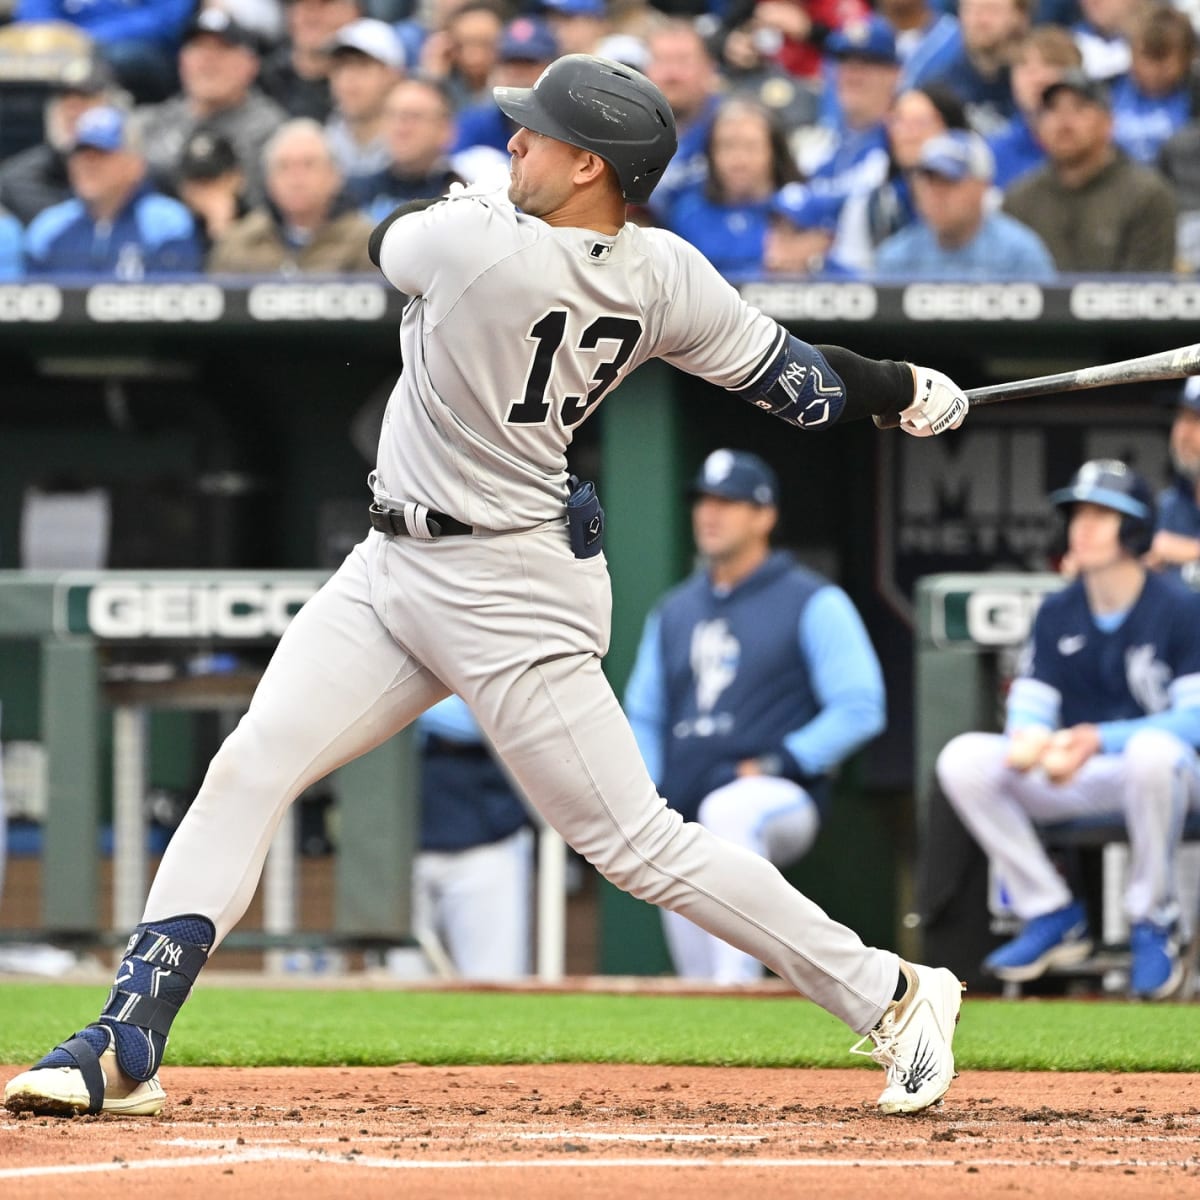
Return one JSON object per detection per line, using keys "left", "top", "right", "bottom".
{"left": 662, "top": 97, "right": 801, "bottom": 279}
{"left": 986, "top": 25, "right": 1083, "bottom": 188}
{"left": 260, "top": 0, "right": 363, "bottom": 122}
{"left": 1109, "top": 3, "right": 1196, "bottom": 166}
{"left": 451, "top": 17, "right": 559, "bottom": 156}
{"left": 874, "top": 130, "right": 1055, "bottom": 277}
{"left": 324, "top": 19, "right": 408, "bottom": 183}
{"left": 0, "top": 56, "right": 125, "bottom": 226}
{"left": 538, "top": 0, "right": 608, "bottom": 57}
{"left": 764, "top": 183, "right": 856, "bottom": 276}
{"left": 208, "top": 117, "right": 374, "bottom": 274}
{"left": 624, "top": 448, "right": 886, "bottom": 985}
{"left": 135, "top": 9, "right": 288, "bottom": 207}
{"left": 176, "top": 129, "right": 251, "bottom": 253}
{"left": 806, "top": 17, "right": 900, "bottom": 227}
{"left": 1146, "top": 379, "right": 1200, "bottom": 585}
{"left": 420, "top": 0, "right": 507, "bottom": 113}
{"left": 918, "top": 0, "right": 1029, "bottom": 135}
{"left": 643, "top": 21, "right": 723, "bottom": 219}
{"left": 1003, "top": 71, "right": 1176, "bottom": 272}
{"left": 14, "top": 0, "right": 192, "bottom": 102}
{"left": 349, "top": 77, "right": 466, "bottom": 221}
{"left": 24, "top": 106, "right": 203, "bottom": 277}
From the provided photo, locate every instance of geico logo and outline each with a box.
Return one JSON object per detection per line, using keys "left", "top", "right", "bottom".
{"left": 86, "top": 285, "right": 225, "bottom": 322}
{"left": 903, "top": 284, "right": 1043, "bottom": 320}
{"left": 247, "top": 284, "right": 388, "bottom": 321}
{"left": 87, "top": 583, "right": 317, "bottom": 638}
{"left": 964, "top": 591, "right": 1042, "bottom": 645}
{"left": 738, "top": 283, "right": 877, "bottom": 321}
{"left": 1070, "top": 282, "right": 1200, "bottom": 320}
{"left": 0, "top": 285, "right": 63, "bottom": 322}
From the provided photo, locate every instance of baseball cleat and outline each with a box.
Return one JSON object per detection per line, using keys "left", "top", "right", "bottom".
{"left": 983, "top": 900, "right": 1092, "bottom": 983}
{"left": 4, "top": 1024, "right": 165, "bottom": 1118}
{"left": 851, "top": 961, "right": 964, "bottom": 1115}
{"left": 1129, "top": 921, "right": 1184, "bottom": 1000}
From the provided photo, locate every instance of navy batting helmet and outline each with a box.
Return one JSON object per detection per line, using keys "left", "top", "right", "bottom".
{"left": 1048, "top": 459, "right": 1156, "bottom": 555}
{"left": 494, "top": 54, "right": 677, "bottom": 205}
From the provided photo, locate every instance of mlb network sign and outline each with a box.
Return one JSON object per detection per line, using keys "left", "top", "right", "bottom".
{"left": 62, "top": 579, "right": 319, "bottom": 639}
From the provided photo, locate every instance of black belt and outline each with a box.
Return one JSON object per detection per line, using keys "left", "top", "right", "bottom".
{"left": 368, "top": 501, "right": 473, "bottom": 538}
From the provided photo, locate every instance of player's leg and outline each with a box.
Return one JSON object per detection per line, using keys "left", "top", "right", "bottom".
{"left": 5, "top": 537, "right": 449, "bottom": 1116}
{"left": 681, "top": 777, "right": 821, "bottom": 984}
{"left": 1119, "top": 730, "right": 1200, "bottom": 997}
{"left": 436, "top": 829, "right": 534, "bottom": 979}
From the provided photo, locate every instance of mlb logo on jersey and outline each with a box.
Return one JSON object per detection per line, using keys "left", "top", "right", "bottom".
{"left": 589, "top": 241, "right": 613, "bottom": 260}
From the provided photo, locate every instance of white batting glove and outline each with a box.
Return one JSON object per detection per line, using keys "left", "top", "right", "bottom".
{"left": 896, "top": 365, "right": 969, "bottom": 437}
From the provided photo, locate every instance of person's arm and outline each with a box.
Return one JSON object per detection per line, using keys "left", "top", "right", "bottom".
{"left": 623, "top": 610, "right": 667, "bottom": 786}
{"left": 773, "top": 586, "right": 886, "bottom": 776}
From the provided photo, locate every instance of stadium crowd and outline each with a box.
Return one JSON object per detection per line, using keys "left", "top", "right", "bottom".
{"left": 0, "top": 0, "right": 1197, "bottom": 279}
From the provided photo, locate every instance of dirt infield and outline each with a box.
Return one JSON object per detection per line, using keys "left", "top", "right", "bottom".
{"left": 2, "top": 1065, "right": 1198, "bottom": 1198}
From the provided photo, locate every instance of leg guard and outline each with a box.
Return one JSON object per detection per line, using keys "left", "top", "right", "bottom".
{"left": 37, "top": 915, "right": 213, "bottom": 1085}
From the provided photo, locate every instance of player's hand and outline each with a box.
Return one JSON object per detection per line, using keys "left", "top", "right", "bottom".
{"left": 1143, "top": 530, "right": 1200, "bottom": 570}
{"left": 1005, "top": 727, "right": 1052, "bottom": 772}
{"left": 895, "top": 365, "right": 969, "bottom": 437}
{"left": 1039, "top": 725, "right": 1102, "bottom": 785}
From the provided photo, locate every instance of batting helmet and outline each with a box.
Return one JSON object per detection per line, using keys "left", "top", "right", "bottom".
{"left": 1048, "top": 459, "right": 1156, "bottom": 555}
{"left": 494, "top": 54, "right": 677, "bottom": 205}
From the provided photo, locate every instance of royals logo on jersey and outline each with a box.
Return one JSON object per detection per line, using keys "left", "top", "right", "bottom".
{"left": 687, "top": 619, "right": 740, "bottom": 729}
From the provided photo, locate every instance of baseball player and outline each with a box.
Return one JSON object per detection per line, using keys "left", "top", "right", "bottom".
{"left": 5, "top": 54, "right": 968, "bottom": 1120}
{"left": 937, "top": 460, "right": 1200, "bottom": 999}
{"left": 626, "top": 449, "right": 886, "bottom": 983}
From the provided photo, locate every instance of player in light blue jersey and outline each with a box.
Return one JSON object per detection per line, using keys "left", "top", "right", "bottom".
{"left": 938, "top": 460, "right": 1200, "bottom": 999}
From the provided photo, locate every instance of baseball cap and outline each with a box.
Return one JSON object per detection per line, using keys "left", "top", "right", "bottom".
{"left": 825, "top": 16, "right": 898, "bottom": 64}
{"left": 915, "top": 130, "right": 995, "bottom": 182}
{"left": 771, "top": 182, "right": 841, "bottom": 231}
{"left": 540, "top": 0, "right": 606, "bottom": 16}
{"left": 179, "top": 129, "right": 240, "bottom": 179}
{"left": 1180, "top": 376, "right": 1200, "bottom": 413}
{"left": 69, "top": 105, "right": 134, "bottom": 153}
{"left": 56, "top": 55, "right": 115, "bottom": 95}
{"left": 1041, "top": 69, "right": 1110, "bottom": 110}
{"left": 326, "top": 18, "right": 407, "bottom": 70}
{"left": 499, "top": 16, "right": 559, "bottom": 63}
{"left": 689, "top": 449, "right": 779, "bottom": 507}
{"left": 183, "top": 8, "right": 259, "bottom": 53}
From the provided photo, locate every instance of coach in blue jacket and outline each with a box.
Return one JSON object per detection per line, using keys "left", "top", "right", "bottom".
{"left": 24, "top": 105, "right": 202, "bottom": 279}
{"left": 625, "top": 450, "right": 886, "bottom": 984}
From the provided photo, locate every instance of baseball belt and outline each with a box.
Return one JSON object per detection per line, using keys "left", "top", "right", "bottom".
{"left": 368, "top": 501, "right": 473, "bottom": 539}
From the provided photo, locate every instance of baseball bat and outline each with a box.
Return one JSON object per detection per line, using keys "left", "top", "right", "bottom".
{"left": 876, "top": 342, "right": 1200, "bottom": 428}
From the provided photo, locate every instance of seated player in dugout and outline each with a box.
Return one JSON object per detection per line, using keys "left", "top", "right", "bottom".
{"left": 937, "top": 460, "right": 1200, "bottom": 999}
{"left": 625, "top": 449, "right": 886, "bottom": 984}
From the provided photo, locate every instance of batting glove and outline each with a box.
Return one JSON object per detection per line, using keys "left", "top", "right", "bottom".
{"left": 895, "top": 365, "right": 968, "bottom": 437}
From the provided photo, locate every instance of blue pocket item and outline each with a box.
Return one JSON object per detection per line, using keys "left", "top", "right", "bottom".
{"left": 566, "top": 476, "right": 605, "bottom": 559}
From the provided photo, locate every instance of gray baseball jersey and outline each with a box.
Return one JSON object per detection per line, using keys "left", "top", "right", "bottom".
{"left": 373, "top": 188, "right": 782, "bottom": 529}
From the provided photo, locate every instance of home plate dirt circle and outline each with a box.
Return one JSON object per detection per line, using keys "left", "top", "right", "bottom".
{"left": 2, "top": 1066, "right": 1199, "bottom": 1199}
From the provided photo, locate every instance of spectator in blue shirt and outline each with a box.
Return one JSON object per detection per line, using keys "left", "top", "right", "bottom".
{"left": 24, "top": 106, "right": 203, "bottom": 278}
{"left": 988, "top": 25, "right": 1083, "bottom": 187}
{"left": 1146, "top": 378, "right": 1200, "bottom": 587}
{"left": 625, "top": 450, "right": 886, "bottom": 984}
{"left": 663, "top": 98, "right": 801, "bottom": 279}
{"left": 0, "top": 207, "right": 22, "bottom": 280}
{"left": 763, "top": 183, "right": 858, "bottom": 276}
{"left": 15, "top": 0, "right": 193, "bottom": 101}
{"left": 875, "top": 129, "right": 1056, "bottom": 277}
{"left": 1110, "top": 3, "right": 1196, "bottom": 166}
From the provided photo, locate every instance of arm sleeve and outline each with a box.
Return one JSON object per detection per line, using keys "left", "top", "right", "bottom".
{"left": 623, "top": 610, "right": 668, "bottom": 786}
{"left": 780, "top": 586, "right": 886, "bottom": 775}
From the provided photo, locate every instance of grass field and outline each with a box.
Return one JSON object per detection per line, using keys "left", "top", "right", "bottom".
{"left": 0, "top": 984, "right": 1196, "bottom": 1073}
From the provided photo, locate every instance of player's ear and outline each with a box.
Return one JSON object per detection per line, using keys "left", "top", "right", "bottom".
{"left": 576, "top": 150, "right": 609, "bottom": 188}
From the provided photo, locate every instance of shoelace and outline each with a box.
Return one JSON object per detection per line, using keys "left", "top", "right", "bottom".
{"left": 848, "top": 1008, "right": 903, "bottom": 1078}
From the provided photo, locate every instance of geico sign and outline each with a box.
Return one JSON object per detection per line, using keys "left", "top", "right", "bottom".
{"left": 86, "top": 582, "right": 318, "bottom": 638}
{"left": 903, "top": 284, "right": 1043, "bottom": 321}
{"left": 965, "top": 591, "right": 1042, "bottom": 645}
{"left": 86, "top": 284, "right": 225, "bottom": 322}
{"left": 248, "top": 283, "right": 388, "bottom": 321}
{"left": 0, "top": 285, "right": 63, "bottom": 322}
{"left": 1070, "top": 282, "right": 1200, "bottom": 320}
{"left": 738, "top": 283, "right": 877, "bottom": 321}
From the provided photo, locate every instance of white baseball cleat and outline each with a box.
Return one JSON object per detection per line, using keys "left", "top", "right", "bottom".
{"left": 4, "top": 1026, "right": 165, "bottom": 1118}
{"left": 851, "top": 960, "right": 964, "bottom": 1115}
